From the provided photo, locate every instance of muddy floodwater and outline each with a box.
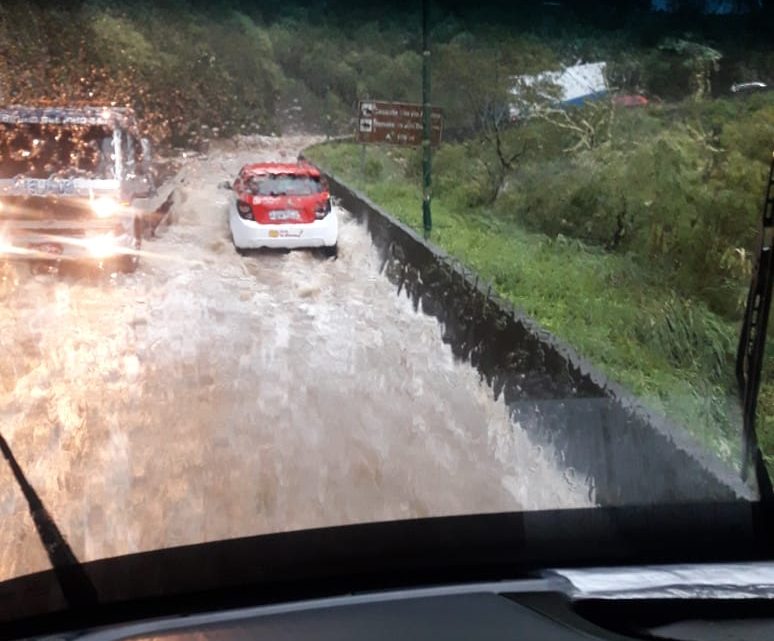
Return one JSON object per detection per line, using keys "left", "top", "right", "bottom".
{"left": 0, "top": 136, "right": 592, "bottom": 582}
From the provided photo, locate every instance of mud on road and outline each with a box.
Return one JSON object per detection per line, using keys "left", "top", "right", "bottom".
{"left": 0, "top": 136, "right": 591, "bottom": 582}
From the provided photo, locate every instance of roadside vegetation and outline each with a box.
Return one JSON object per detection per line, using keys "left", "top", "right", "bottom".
{"left": 2, "top": 1, "right": 772, "bottom": 143}
{"left": 0, "top": 0, "right": 772, "bottom": 470}
{"left": 306, "top": 89, "right": 774, "bottom": 471}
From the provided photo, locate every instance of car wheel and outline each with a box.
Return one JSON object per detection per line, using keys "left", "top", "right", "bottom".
{"left": 321, "top": 245, "right": 338, "bottom": 259}
{"left": 116, "top": 253, "right": 139, "bottom": 273}
{"left": 235, "top": 246, "right": 249, "bottom": 257}
{"left": 31, "top": 260, "right": 58, "bottom": 275}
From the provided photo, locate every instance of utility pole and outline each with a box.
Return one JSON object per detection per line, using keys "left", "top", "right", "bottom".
{"left": 422, "top": 0, "right": 432, "bottom": 235}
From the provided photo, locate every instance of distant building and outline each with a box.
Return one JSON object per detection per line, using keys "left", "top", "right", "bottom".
{"left": 509, "top": 62, "right": 608, "bottom": 120}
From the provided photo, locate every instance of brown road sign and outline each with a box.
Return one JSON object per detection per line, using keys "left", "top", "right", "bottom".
{"left": 356, "top": 100, "right": 443, "bottom": 146}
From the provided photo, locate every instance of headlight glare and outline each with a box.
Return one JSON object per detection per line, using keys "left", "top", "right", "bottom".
{"left": 85, "top": 234, "right": 118, "bottom": 258}
{"left": 91, "top": 197, "right": 118, "bottom": 219}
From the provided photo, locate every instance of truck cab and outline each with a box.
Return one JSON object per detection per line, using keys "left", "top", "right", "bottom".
{"left": 0, "top": 106, "right": 155, "bottom": 272}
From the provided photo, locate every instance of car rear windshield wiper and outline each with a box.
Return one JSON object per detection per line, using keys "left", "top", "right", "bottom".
{"left": 736, "top": 149, "right": 774, "bottom": 501}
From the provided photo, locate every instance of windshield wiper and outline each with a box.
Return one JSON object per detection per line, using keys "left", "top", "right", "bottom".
{"left": 0, "top": 433, "right": 97, "bottom": 607}
{"left": 736, "top": 149, "right": 774, "bottom": 500}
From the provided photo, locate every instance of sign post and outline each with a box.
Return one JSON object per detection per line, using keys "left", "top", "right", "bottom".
{"left": 356, "top": 101, "right": 442, "bottom": 147}
{"left": 355, "top": 100, "right": 441, "bottom": 234}
{"left": 422, "top": 0, "right": 432, "bottom": 234}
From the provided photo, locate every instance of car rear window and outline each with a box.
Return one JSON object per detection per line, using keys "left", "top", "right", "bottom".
{"left": 246, "top": 174, "right": 322, "bottom": 196}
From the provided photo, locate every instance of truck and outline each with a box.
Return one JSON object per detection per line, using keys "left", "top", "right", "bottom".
{"left": 0, "top": 105, "right": 155, "bottom": 272}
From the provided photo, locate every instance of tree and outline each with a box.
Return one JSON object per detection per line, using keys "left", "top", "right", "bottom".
{"left": 658, "top": 38, "right": 722, "bottom": 100}
{"left": 476, "top": 102, "right": 527, "bottom": 201}
{"left": 532, "top": 98, "right": 616, "bottom": 154}
{"left": 512, "top": 69, "right": 616, "bottom": 154}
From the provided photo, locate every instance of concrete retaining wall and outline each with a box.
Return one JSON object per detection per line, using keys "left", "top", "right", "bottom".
{"left": 326, "top": 174, "right": 753, "bottom": 505}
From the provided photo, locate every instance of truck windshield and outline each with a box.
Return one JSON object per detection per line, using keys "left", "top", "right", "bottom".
{"left": 0, "top": 123, "right": 115, "bottom": 180}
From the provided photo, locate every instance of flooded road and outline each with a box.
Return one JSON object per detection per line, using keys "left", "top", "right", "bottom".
{"left": 0, "top": 136, "right": 591, "bottom": 582}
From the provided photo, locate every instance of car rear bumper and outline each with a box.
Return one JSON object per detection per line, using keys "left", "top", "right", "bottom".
{"left": 229, "top": 206, "right": 338, "bottom": 249}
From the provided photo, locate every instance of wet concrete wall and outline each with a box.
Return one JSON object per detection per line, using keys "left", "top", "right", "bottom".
{"left": 326, "top": 174, "right": 753, "bottom": 506}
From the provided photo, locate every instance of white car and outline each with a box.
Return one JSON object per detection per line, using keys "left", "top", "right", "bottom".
{"left": 224, "top": 161, "right": 337, "bottom": 255}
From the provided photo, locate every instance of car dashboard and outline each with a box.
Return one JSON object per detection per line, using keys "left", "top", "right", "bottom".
{"left": 52, "top": 564, "right": 774, "bottom": 641}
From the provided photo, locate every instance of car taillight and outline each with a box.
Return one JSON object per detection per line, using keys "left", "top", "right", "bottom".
{"left": 237, "top": 200, "right": 253, "bottom": 220}
{"left": 315, "top": 198, "right": 332, "bottom": 220}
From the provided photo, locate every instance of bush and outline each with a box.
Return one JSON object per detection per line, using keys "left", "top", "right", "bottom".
{"left": 505, "top": 155, "right": 627, "bottom": 248}
{"left": 363, "top": 156, "right": 383, "bottom": 181}
{"left": 0, "top": 2, "right": 286, "bottom": 146}
{"left": 489, "top": 99, "right": 772, "bottom": 322}
{"left": 634, "top": 296, "right": 735, "bottom": 382}
{"left": 434, "top": 143, "right": 498, "bottom": 208}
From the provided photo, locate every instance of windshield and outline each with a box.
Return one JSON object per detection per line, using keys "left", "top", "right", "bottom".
{"left": 247, "top": 174, "right": 322, "bottom": 196}
{"left": 0, "top": 123, "right": 116, "bottom": 179}
{"left": 0, "top": 0, "right": 773, "bottom": 619}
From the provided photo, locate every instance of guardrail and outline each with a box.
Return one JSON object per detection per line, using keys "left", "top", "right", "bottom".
{"left": 325, "top": 172, "right": 754, "bottom": 505}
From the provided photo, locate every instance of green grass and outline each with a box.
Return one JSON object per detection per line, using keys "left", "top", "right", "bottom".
{"left": 309, "top": 141, "right": 749, "bottom": 467}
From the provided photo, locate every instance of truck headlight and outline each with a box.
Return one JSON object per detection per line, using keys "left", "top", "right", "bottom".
{"left": 85, "top": 233, "right": 118, "bottom": 258}
{"left": 91, "top": 197, "right": 118, "bottom": 218}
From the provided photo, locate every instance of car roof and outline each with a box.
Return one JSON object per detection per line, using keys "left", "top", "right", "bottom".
{"left": 240, "top": 162, "right": 321, "bottom": 178}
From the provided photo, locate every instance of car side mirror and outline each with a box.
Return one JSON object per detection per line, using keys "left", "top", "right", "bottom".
{"left": 140, "top": 138, "right": 153, "bottom": 173}
{"left": 218, "top": 180, "right": 233, "bottom": 190}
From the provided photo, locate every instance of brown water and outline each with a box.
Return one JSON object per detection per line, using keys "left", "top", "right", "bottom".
{"left": 0, "top": 135, "right": 592, "bottom": 582}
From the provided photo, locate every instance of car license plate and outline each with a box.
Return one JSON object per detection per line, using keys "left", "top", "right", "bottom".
{"left": 30, "top": 243, "right": 63, "bottom": 255}
{"left": 268, "top": 229, "right": 303, "bottom": 239}
{"left": 269, "top": 209, "right": 300, "bottom": 221}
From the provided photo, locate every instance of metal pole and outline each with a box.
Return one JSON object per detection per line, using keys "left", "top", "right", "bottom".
{"left": 325, "top": 87, "right": 332, "bottom": 141}
{"left": 422, "top": 0, "right": 432, "bottom": 235}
